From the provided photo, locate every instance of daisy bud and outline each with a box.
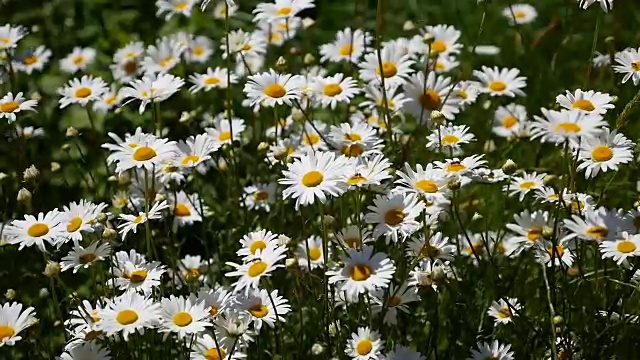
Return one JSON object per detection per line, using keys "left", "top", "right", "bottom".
{"left": 303, "top": 53, "right": 315, "bottom": 65}
{"left": 23, "top": 165, "right": 39, "bottom": 183}
{"left": 278, "top": 234, "right": 291, "bottom": 246}
{"left": 61, "top": 143, "right": 71, "bottom": 152}
{"left": 430, "top": 110, "right": 445, "bottom": 125}
{"left": 114, "top": 107, "right": 122, "bottom": 114}
{"left": 542, "top": 226, "right": 554, "bottom": 239}
{"left": 428, "top": 50, "right": 440, "bottom": 59}
{"left": 4, "top": 289, "right": 15, "bottom": 300}
{"left": 447, "top": 179, "right": 461, "bottom": 191}
{"left": 65, "top": 126, "right": 79, "bottom": 138}
{"left": 257, "top": 141, "right": 270, "bottom": 152}
{"left": 403, "top": 20, "right": 415, "bottom": 31}
{"left": 553, "top": 315, "right": 565, "bottom": 326}
{"left": 179, "top": 111, "right": 191, "bottom": 123}
{"left": 154, "top": 193, "right": 166, "bottom": 203}
{"left": 0, "top": 172, "right": 7, "bottom": 181}
{"left": 302, "top": 17, "right": 315, "bottom": 29}
{"left": 472, "top": 212, "right": 483, "bottom": 221}
{"left": 501, "top": 159, "right": 517, "bottom": 175}
{"left": 610, "top": 95, "right": 618, "bottom": 103}
{"left": 483, "top": 140, "right": 496, "bottom": 153}
{"left": 43, "top": 261, "right": 60, "bottom": 278}
{"left": 102, "top": 228, "right": 117, "bottom": 241}
{"left": 311, "top": 343, "right": 325, "bottom": 355}
{"left": 117, "top": 174, "right": 130, "bottom": 186}
{"left": 50, "top": 162, "right": 61, "bottom": 173}
{"left": 285, "top": 257, "right": 297, "bottom": 268}
{"left": 328, "top": 320, "right": 341, "bottom": 337}
{"left": 322, "top": 215, "right": 336, "bottom": 228}
{"left": 17, "top": 187, "right": 32, "bottom": 203}
{"left": 604, "top": 36, "right": 615, "bottom": 44}
{"left": 349, "top": 105, "right": 358, "bottom": 113}
{"left": 482, "top": 100, "right": 491, "bottom": 110}
{"left": 289, "top": 47, "right": 299, "bottom": 55}
{"left": 432, "top": 266, "right": 447, "bottom": 283}
{"left": 38, "top": 288, "right": 49, "bottom": 298}
{"left": 423, "top": 33, "right": 435, "bottom": 44}
{"left": 276, "top": 56, "right": 287, "bottom": 70}
{"left": 217, "top": 158, "right": 228, "bottom": 172}
{"left": 96, "top": 213, "right": 108, "bottom": 224}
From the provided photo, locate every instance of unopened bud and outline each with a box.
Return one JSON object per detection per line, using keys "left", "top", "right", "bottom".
{"left": 257, "top": 142, "right": 269, "bottom": 152}
{"left": 542, "top": 226, "right": 554, "bottom": 238}
{"left": 117, "top": 174, "right": 130, "bottom": 186}
{"left": 107, "top": 175, "right": 118, "bottom": 183}
{"left": 154, "top": 193, "right": 166, "bottom": 203}
{"left": 447, "top": 179, "right": 461, "bottom": 191}
{"left": 5, "top": 289, "right": 15, "bottom": 300}
{"left": 303, "top": 53, "right": 315, "bottom": 65}
{"left": 66, "top": 126, "right": 79, "bottom": 138}
{"left": 423, "top": 33, "right": 435, "bottom": 44}
{"left": 311, "top": 343, "right": 325, "bottom": 355}
{"left": 278, "top": 235, "right": 291, "bottom": 247}
{"left": 553, "top": 315, "right": 565, "bottom": 326}
{"left": 432, "top": 266, "right": 447, "bottom": 283}
{"left": 501, "top": 159, "right": 517, "bottom": 175}
{"left": 288, "top": 47, "right": 299, "bottom": 55}
{"left": 43, "top": 261, "right": 60, "bottom": 278}
{"left": 604, "top": 36, "right": 615, "bottom": 44}
{"left": 403, "top": 20, "right": 415, "bottom": 31}
{"left": 39, "top": 288, "right": 49, "bottom": 298}
{"left": 61, "top": 143, "right": 71, "bottom": 152}
{"left": 430, "top": 110, "right": 445, "bottom": 125}
{"left": 610, "top": 95, "right": 618, "bottom": 103}
{"left": 276, "top": 56, "right": 287, "bottom": 70}
{"left": 0, "top": 173, "right": 7, "bottom": 181}
{"left": 483, "top": 140, "right": 496, "bottom": 153}
{"left": 96, "top": 213, "right": 108, "bottom": 224}
{"left": 50, "top": 162, "right": 61, "bottom": 173}
{"left": 179, "top": 111, "right": 191, "bottom": 123}
{"left": 472, "top": 212, "right": 483, "bottom": 221}
{"left": 17, "top": 188, "right": 32, "bottom": 203}
{"left": 302, "top": 17, "right": 315, "bottom": 29}
{"left": 322, "top": 215, "right": 336, "bottom": 228}
{"left": 23, "top": 165, "right": 39, "bottom": 184}
{"left": 217, "top": 158, "right": 228, "bottom": 172}
{"left": 102, "top": 228, "right": 117, "bottom": 241}
{"left": 285, "top": 257, "right": 297, "bottom": 268}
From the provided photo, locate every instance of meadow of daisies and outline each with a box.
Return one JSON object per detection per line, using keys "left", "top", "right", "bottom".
{"left": 3, "top": 0, "right": 640, "bottom": 358}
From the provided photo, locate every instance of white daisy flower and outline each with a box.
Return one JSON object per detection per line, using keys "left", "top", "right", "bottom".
{"left": 0, "top": 302, "right": 36, "bottom": 347}
{"left": 343, "top": 154, "right": 392, "bottom": 189}
{"left": 97, "top": 292, "right": 161, "bottom": 341}
{"left": 159, "top": 295, "right": 211, "bottom": 339}
{"left": 403, "top": 71, "right": 461, "bottom": 123}
{"left": 384, "top": 344, "right": 425, "bottom": 360}
{"left": 197, "top": 285, "right": 232, "bottom": 318}
{"left": 4, "top": 210, "right": 65, "bottom": 251}
{"left": 405, "top": 232, "right": 456, "bottom": 261}
{"left": 421, "top": 24, "right": 463, "bottom": 57}
{"left": 242, "top": 183, "right": 277, "bottom": 211}
{"left": 119, "top": 72, "right": 184, "bottom": 114}
{"left": 360, "top": 83, "right": 409, "bottom": 115}
{"left": 408, "top": 259, "right": 450, "bottom": 291}
{"left": 205, "top": 117, "right": 246, "bottom": 148}
{"left": 577, "top": 0, "right": 613, "bottom": 12}
{"left": 564, "top": 207, "right": 620, "bottom": 242}
{"left": 505, "top": 210, "right": 551, "bottom": 250}
{"left": 600, "top": 232, "right": 640, "bottom": 266}
{"left": 468, "top": 340, "right": 515, "bottom": 360}
{"left": 170, "top": 191, "right": 204, "bottom": 229}
{"left": 60, "top": 200, "right": 106, "bottom": 243}
{"left": 236, "top": 288, "right": 291, "bottom": 330}
{"left": 365, "top": 191, "right": 424, "bottom": 243}
{"left": 310, "top": 73, "right": 361, "bottom": 109}
{"left": 93, "top": 85, "right": 123, "bottom": 114}
{"left": 175, "top": 133, "right": 219, "bottom": 168}
{"left": 58, "top": 75, "right": 108, "bottom": 108}
{"left": 60, "top": 241, "right": 110, "bottom": 273}
{"left": 371, "top": 282, "right": 419, "bottom": 325}
{"left": 396, "top": 163, "right": 450, "bottom": 200}
{"left": 359, "top": 43, "right": 414, "bottom": 87}
{"left": 426, "top": 123, "right": 476, "bottom": 154}
{"left": 60, "top": 47, "right": 96, "bottom": 73}
{"left": 613, "top": 47, "right": 640, "bottom": 85}
{"left": 243, "top": 69, "right": 305, "bottom": 108}
{"left": 534, "top": 237, "right": 575, "bottom": 268}
{"left": 185, "top": 35, "right": 214, "bottom": 63}
{"left": 225, "top": 245, "right": 288, "bottom": 295}
{"left": 296, "top": 235, "right": 325, "bottom": 271}
{"left": 103, "top": 132, "right": 177, "bottom": 174}
{"left": 14, "top": 45, "right": 52, "bottom": 74}
{"left": 0, "top": 92, "right": 37, "bottom": 123}
{"left": 487, "top": 297, "right": 522, "bottom": 325}
{"left": 502, "top": 4, "right": 537, "bottom": 24}
{"left": 328, "top": 246, "right": 396, "bottom": 299}
{"left": 504, "top": 171, "right": 546, "bottom": 201}
{"left": 531, "top": 108, "right": 606, "bottom": 144}
{"left": 117, "top": 200, "right": 170, "bottom": 240}
{"left": 110, "top": 41, "right": 145, "bottom": 83}
{"left": 156, "top": 0, "right": 198, "bottom": 20}
{"left": 236, "top": 229, "right": 280, "bottom": 259}
{"left": 58, "top": 342, "right": 111, "bottom": 360}
{"left": 189, "top": 67, "right": 237, "bottom": 92}
{"left": 473, "top": 66, "right": 527, "bottom": 97}
{"left": 140, "top": 37, "right": 186, "bottom": 74}
{"left": 576, "top": 128, "right": 634, "bottom": 178}
{"left": 112, "top": 260, "right": 166, "bottom": 295}
{"left": 345, "top": 327, "right": 384, "bottom": 360}
{"left": 253, "top": 0, "right": 315, "bottom": 23}
{"left": 319, "top": 27, "right": 371, "bottom": 63}
{"left": 190, "top": 333, "right": 243, "bottom": 360}
{"left": 493, "top": 103, "right": 528, "bottom": 138}
{"left": 222, "top": 30, "right": 267, "bottom": 59}
{"left": 0, "top": 24, "right": 26, "bottom": 50}
{"left": 556, "top": 89, "right": 614, "bottom": 117}
{"left": 329, "top": 122, "right": 383, "bottom": 158}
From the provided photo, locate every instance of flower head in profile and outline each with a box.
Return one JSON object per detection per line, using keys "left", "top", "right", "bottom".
{"left": 0, "top": 92, "right": 37, "bottom": 123}
{"left": 0, "top": 302, "right": 36, "bottom": 347}
{"left": 119, "top": 73, "right": 184, "bottom": 114}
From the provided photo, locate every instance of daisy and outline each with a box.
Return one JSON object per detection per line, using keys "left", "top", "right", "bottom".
{"left": 189, "top": 67, "right": 237, "bottom": 92}
{"left": 225, "top": 245, "right": 288, "bottom": 295}
{"left": 434, "top": 155, "right": 487, "bottom": 185}
{"left": 396, "top": 163, "right": 450, "bottom": 200}
{"left": 384, "top": 345, "right": 425, "bottom": 360}
{"left": 197, "top": 286, "right": 231, "bottom": 318}
{"left": 190, "top": 334, "right": 240, "bottom": 360}
{"left": 97, "top": 292, "right": 160, "bottom": 341}
{"left": 0, "top": 92, "right": 37, "bottom": 123}
{"left": 403, "top": 71, "right": 461, "bottom": 123}
{"left": 4, "top": 210, "right": 65, "bottom": 251}
{"left": 359, "top": 43, "right": 414, "bottom": 87}
{"left": 613, "top": 47, "right": 640, "bottom": 85}
{"left": 576, "top": 128, "right": 634, "bottom": 178}
{"left": 487, "top": 297, "right": 522, "bottom": 325}
{"left": 58, "top": 75, "right": 108, "bottom": 108}
{"left": 336, "top": 225, "right": 374, "bottom": 249}
{"left": 140, "top": 37, "right": 186, "bottom": 74}
{"left": 421, "top": 25, "right": 462, "bottom": 57}
{"left": 578, "top": 0, "right": 613, "bottom": 12}
{"left": 327, "top": 246, "right": 396, "bottom": 299}
{"left": 473, "top": 66, "right": 527, "bottom": 97}
{"left": 14, "top": 46, "right": 52, "bottom": 74}
{"left": 345, "top": 327, "right": 384, "bottom": 360}
{"left": 405, "top": 232, "right": 456, "bottom": 261}
{"left": 330, "top": 122, "right": 383, "bottom": 158}
{"left": 0, "top": 24, "right": 26, "bottom": 50}
{"left": 213, "top": 310, "right": 255, "bottom": 350}
{"left": 564, "top": 207, "right": 620, "bottom": 242}
{"left": 343, "top": 154, "right": 392, "bottom": 188}
{"left": 468, "top": 340, "right": 515, "bottom": 360}
{"left": 236, "top": 229, "right": 280, "bottom": 259}
{"left": 310, "top": 73, "right": 360, "bottom": 109}
{"left": 110, "top": 41, "right": 145, "bottom": 83}
{"left": 562, "top": 190, "right": 597, "bottom": 214}
{"left": 593, "top": 51, "right": 610, "bottom": 68}
{"left": 156, "top": 0, "right": 198, "bottom": 20}
{"left": 453, "top": 81, "right": 480, "bottom": 108}
{"left": 0, "top": 302, "right": 35, "bottom": 347}
{"left": 279, "top": 151, "right": 348, "bottom": 209}
{"left": 236, "top": 288, "right": 291, "bottom": 330}
{"left": 212, "top": 0, "right": 239, "bottom": 19}
{"left": 175, "top": 133, "right": 219, "bottom": 168}
{"left": 253, "top": 0, "right": 315, "bottom": 23}
{"left": 58, "top": 342, "right": 111, "bottom": 360}
{"left": 186, "top": 35, "right": 214, "bottom": 63}
{"left": 493, "top": 103, "right": 527, "bottom": 138}
{"left": 503, "top": 4, "right": 537, "bottom": 25}
{"left": 117, "top": 200, "right": 170, "bottom": 240}
{"left": 503, "top": 171, "right": 546, "bottom": 201}
{"left": 296, "top": 235, "right": 325, "bottom": 271}
{"left": 170, "top": 191, "right": 204, "bottom": 229}
{"left": 535, "top": 238, "right": 575, "bottom": 268}
{"left": 557, "top": 89, "right": 614, "bottom": 117}
{"left": 243, "top": 69, "right": 305, "bottom": 108}
{"left": 60, "top": 200, "right": 106, "bottom": 243}
{"left": 112, "top": 260, "right": 166, "bottom": 295}
{"left": 426, "top": 124, "right": 476, "bottom": 154}
{"left": 119, "top": 72, "right": 184, "bottom": 114}
{"left": 243, "top": 183, "right": 277, "bottom": 211}
{"left": 600, "top": 232, "right": 640, "bottom": 266}
{"left": 60, "top": 241, "right": 111, "bottom": 273}
{"left": 60, "top": 47, "right": 96, "bottom": 73}
{"left": 319, "top": 27, "right": 371, "bottom": 63}
{"left": 93, "top": 86, "right": 123, "bottom": 114}
{"left": 360, "top": 83, "right": 410, "bottom": 115}
{"left": 159, "top": 295, "right": 211, "bottom": 339}
{"left": 371, "top": 283, "right": 419, "bottom": 325}
{"left": 408, "top": 259, "right": 450, "bottom": 291}
{"left": 206, "top": 117, "right": 246, "bottom": 147}
{"left": 104, "top": 133, "right": 177, "bottom": 173}
{"left": 365, "top": 192, "right": 424, "bottom": 243}
{"left": 531, "top": 108, "right": 606, "bottom": 143}
{"left": 175, "top": 254, "right": 208, "bottom": 285}
{"left": 223, "top": 30, "right": 267, "bottom": 59}
{"left": 430, "top": 55, "right": 460, "bottom": 74}
{"left": 505, "top": 210, "right": 551, "bottom": 249}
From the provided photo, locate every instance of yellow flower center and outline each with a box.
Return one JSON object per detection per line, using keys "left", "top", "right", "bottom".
{"left": 547, "top": 245, "right": 565, "bottom": 257}
{"left": 351, "top": 263, "right": 373, "bottom": 281}
{"left": 79, "top": 253, "right": 97, "bottom": 264}
{"left": 632, "top": 62, "right": 640, "bottom": 72}
{"left": 339, "top": 44, "right": 353, "bottom": 57}
{"left": 205, "top": 77, "right": 220, "bottom": 85}
{"left": 497, "top": 307, "right": 511, "bottom": 319}
{"left": 249, "top": 304, "right": 269, "bottom": 318}
{"left": 67, "top": 217, "right": 83, "bottom": 232}
{"left": 276, "top": 6, "right": 292, "bottom": 15}
{"left": 445, "top": 162, "right": 466, "bottom": 173}
{"left": 527, "top": 228, "right": 542, "bottom": 241}
{"left": 185, "top": 268, "right": 201, "bottom": 281}
{"left": 341, "top": 144, "right": 364, "bottom": 157}
{"left": 73, "top": 56, "right": 84, "bottom": 65}
{"left": 160, "top": 57, "right": 174, "bottom": 69}
{"left": 347, "top": 174, "right": 367, "bottom": 185}
{"left": 174, "top": 2, "right": 188, "bottom": 11}
{"left": 555, "top": 123, "right": 581, "bottom": 134}
{"left": 205, "top": 348, "right": 226, "bottom": 360}
{"left": 181, "top": 155, "right": 200, "bottom": 166}
{"left": 308, "top": 247, "right": 322, "bottom": 261}
{"left": 617, "top": 240, "right": 637, "bottom": 254}
{"left": 301, "top": 170, "right": 324, "bottom": 187}
{"left": 174, "top": 203, "right": 191, "bottom": 217}
{"left": 209, "top": 306, "right": 218, "bottom": 316}
{"left": 249, "top": 240, "right": 267, "bottom": 255}
{"left": 376, "top": 62, "right": 398, "bottom": 78}
{"left": 431, "top": 40, "right": 447, "bottom": 54}
{"left": 345, "top": 237, "right": 361, "bottom": 248}
{"left": 173, "top": 311, "right": 193, "bottom": 327}
{"left": 253, "top": 191, "right": 270, "bottom": 201}
{"left": 388, "top": 296, "right": 402, "bottom": 307}
{"left": 441, "top": 135, "right": 459, "bottom": 145}
{"left": 134, "top": 215, "right": 144, "bottom": 224}
{"left": 591, "top": 146, "right": 613, "bottom": 162}
{"left": 0, "top": 326, "right": 15, "bottom": 342}
{"left": 23, "top": 56, "right": 38, "bottom": 65}
{"left": 502, "top": 116, "right": 518, "bottom": 128}
{"left": 356, "top": 339, "right": 373, "bottom": 355}
{"left": 419, "top": 90, "right": 442, "bottom": 110}
{"left": 384, "top": 209, "right": 405, "bottom": 226}
{"left": 265, "top": 83, "right": 286, "bottom": 98}
{"left": 128, "top": 269, "right": 148, "bottom": 283}
{"left": 124, "top": 60, "right": 138, "bottom": 75}
{"left": 241, "top": 43, "right": 252, "bottom": 52}
{"left": 248, "top": 261, "right": 268, "bottom": 277}
{"left": 105, "top": 95, "right": 117, "bottom": 105}
{"left": 116, "top": 310, "right": 139, "bottom": 325}
{"left": 415, "top": 179, "right": 439, "bottom": 193}
{"left": 586, "top": 226, "right": 608, "bottom": 240}
{"left": 133, "top": 146, "right": 157, "bottom": 161}
{"left": 0, "top": 101, "right": 19, "bottom": 113}
{"left": 514, "top": 10, "right": 526, "bottom": 19}
{"left": 75, "top": 87, "right": 92, "bottom": 98}
{"left": 488, "top": 81, "right": 507, "bottom": 92}
{"left": 28, "top": 223, "right": 49, "bottom": 237}
{"left": 519, "top": 181, "right": 536, "bottom": 189}
{"left": 420, "top": 244, "right": 441, "bottom": 257}
{"left": 323, "top": 83, "right": 343, "bottom": 96}
{"left": 572, "top": 99, "right": 595, "bottom": 112}
{"left": 193, "top": 47, "right": 204, "bottom": 56}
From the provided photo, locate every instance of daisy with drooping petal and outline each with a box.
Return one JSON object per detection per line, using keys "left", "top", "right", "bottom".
{"left": 535, "top": 237, "right": 575, "bottom": 268}
{"left": 58, "top": 75, "right": 108, "bottom": 108}
{"left": 503, "top": 171, "right": 546, "bottom": 201}
{"left": 112, "top": 260, "right": 166, "bottom": 295}
{"left": 345, "top": 327, "right": 384, "bottom": 360}
{"left": 576, "top": 128, "right": 634, "bottom": 179}
{"left": 578, "top": 0, "right": 613, "bottom": 12}
{"left": 60, "top": 47, "right": 96, "bottom": 73}
{"left": 0, "top": 302, "right": 36, "bottom": 347}
{"left": 159, "top": 295, "right": 211, "bottom": 339}
{"left": 236, "top": 229, "right": 280, "bottom": 259}
{"left": 14, "top": 46, "right": 51, "bottom": 74}
{"left": 319, "top": 27, "right": 371, "bottom": 63}
{"left": 406, "top": 232, "right": 456, "bottom": 261}
{"left": 564, "top": 207, "right": 620, "bottom": 242}
{"left": 493, "top": 103, "right": 527, "bottom": 138}
{"left": 311, "top": 73, "right": 360, "bottom": 109}
{"left": 505, "top": 210, "right": 551, "bottom": 250}
{"left": 243, "top": 183, "right": 277, "bottom": 211}
{"left": 4, "top": 210, "right": 65, "bottom": 251}
{"left": 97, "top": 292, "right": 160, "bottom": 341}
{"left": 468, "top": 340, "right": 515, "bottom": 360}
{"left": 279, "top": 151, "right": 348, "bottom": 209}
{"left": 225, "top": 245, "right": 288, "bottom": 295}
{"left": 371, "top": 282, "right": 419, "bottom": 325}
{"left": 244, "top": 69, "right": 305, "bottom": 108}
{"left": 556, "top": 89, "right": 614, "bottom": 118}
{"left": 531, "top": 108, "right": 606, "bottom": 144}
{"left": 359, "top": 43, "right": 414, "bottom": 87}
{"left": 156, "top": 0, "right": 198, "bottom": 20}
{"left": 426, "top": 123, "right": 476, "bottom": 154}
{"left": 487, "top": 297, "right": 522, "bottom": 325}
{"left": 474, "top": 66, "right": 527, "bottom": 97}
{"left": 502, "top": 4, "right": 537, "bottom": 25}
{"left": 189, "top": 67, "right": 237, "bottom": 93}
{"left": 117, "top": 200, "right": 170, "bottom": 240}
{"left": 613, "top": 47, "right": 640, "bottom": 85}
{"left": 0, "top": 92, "right": 37, "bottom": 123}
{"left": 365, "top": 192, "right": 424, "bottom": 243}
{"left": 328, "top": 246, "right": 396, "bottom": 299}
{"left": 119, "top": 72, "right": 184, "bottom": 114}
{"left": 600, "top": 232, "right": 640, "bottom": 266}
{"left": 60, "top": 241, "right": 111, "bottom": 273}
{"left": 403, "top": 71, "right": 461, "bottom": 123}
{"left": 237, "top": 288, "right": 291, "bottom": 330}
{"left": 170, "top": 191, "right": 204, "bottom": 229}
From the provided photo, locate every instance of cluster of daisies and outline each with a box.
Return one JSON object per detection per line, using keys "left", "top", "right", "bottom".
{"left": 0, "top": 0, "right": 639, "bottom": 359}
